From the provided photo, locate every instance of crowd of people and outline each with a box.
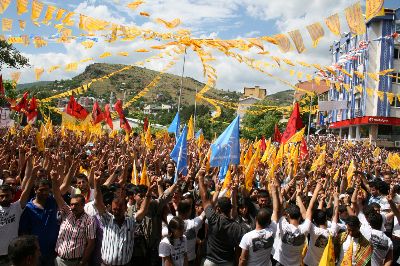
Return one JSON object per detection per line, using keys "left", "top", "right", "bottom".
{"left": 0, "top": 125, "right": 399, "bottom": 266}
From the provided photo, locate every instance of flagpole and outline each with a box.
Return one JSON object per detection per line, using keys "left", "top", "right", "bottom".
{"left": 307, "top": 73, "right": 315, "bottom": 141}
{"left": 178, "top": 47, "right": 187, "bottom": 113}
{"left": 194, "top": 86, "right": 197, "bottom": 133}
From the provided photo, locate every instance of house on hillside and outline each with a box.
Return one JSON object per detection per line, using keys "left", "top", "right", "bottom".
{"left": 237, "top": 86, "right": 267, "bottom": 119}
{"left": 143, "top": 104, "right": 173, "bottom": 115}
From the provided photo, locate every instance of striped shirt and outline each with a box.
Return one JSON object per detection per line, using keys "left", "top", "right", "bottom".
{"left": 100, "top": 212, "right": 136, "bottom": 265}
{"left": 55, "top": 204, "right": 96, "bottom": 259}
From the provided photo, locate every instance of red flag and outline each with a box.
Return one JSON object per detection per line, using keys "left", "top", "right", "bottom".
{"left": 281, "top": 102, "right": 303, "bottom": 144}
{"left": 273, "top": 124, "right": 282, "bottom": 143}
{"left": 300, "top": 137, "right": 308, "bottom": 159}
{"left": 104, "top": 104, "right": 113, "bottom": 129}
{"left": 66, "top": 95, "right": 88, "bottom": 120}
{"left": 11, "top": 91, "right": 29, "bottom": 112}
{"left": 120, "top": 116, "right": 132, "bottom": 134}
{"left": 143, "top": 117, "right": 149, "bottom": 132}
{"left": 26, "top": 96, "right": 38, "bottom": 123}
{"left": 260, "top": 135, "right": 266, "bottom": 151}
{"left": 92, "top": 101, "right": 105, "bottom": 125}
{"left": 0, "top": 75, "right": 5, "bottom": 97}
{"left": 114, "top": 99, "right": 124, "bottom": 117}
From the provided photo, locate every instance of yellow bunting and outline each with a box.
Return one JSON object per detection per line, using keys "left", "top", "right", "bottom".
{"left": 33, "top": 36, "right": 47, "bottom": 48}
{"left": 43, "top": 5, "right": 56, "bottom": 24}
{"left": 34, "top": 68, "right": 44, "bottom": 80}
{"left": 136, "top": 48, "right": 149, "bottom": 52}
{"left": 65, "top": 62, "right": 78, "bottom": 71}
{"left": 366, "top": 0, "right": 385, "bottom": 22}
{"left": 58, "top": 29, "right": 72, "bottom": 43}
{"left": 100, "top": 52, "right": 112, "bottom": 58}
{"left": 306, "top": 22, "right": 325, "bottom": 47}
{"left": 81, "top": 40, "right": 94, "bottom": 49}
{"left": 18, "top": 19, "right": 25, "bottom": 30}
{"left": 140, "top": 12, "right": 150, "bottom": 17}
{"left": 247, "top": 38, "right": 264, "bottom": 51}
{"left": 127, "top": 0, "right": 145, "bottom": 10}
{"left": 334, "top": 82, "right": 341, "bottom": 92}
{"left": 367, "top": 72, "right": 379, "bottom": 81}
{"left": 7, "top": 36, "right": 24, "bottom": 44}
{"left": 325, "top": 13, "right": 341, "bottom": 36}
{"left": 0, "top": 0, "right": 11, "bottom": 14}
{"left": 297, "top": 72, "right": 303, "bottom": 79}
{"left": 48, "top": 65, "right": 60, "bottom": 73}
{"left": 62, "top": 12, "right": 74, "bottom": 26}
{"left": 31, "top": 0, "right": 43, "bottom": 21}
{"left": 354, "top": 71, "right": 364, "bottom": 79}
{"left": 355, "top": 85, "right": 363, "bottom": 93}
{"left": 16, "top": 0, "right": 28, "bottom": 15}
{"left": 283, "top": 58, "right": 295, "bottom": 66}
{"left": 10, "top": 72, "right": 21, "bottom": 84}
{"left": 80, "top": 58, "right": 93, "bottom": 63}
{"left": 306, "top": 74, "right": 312, "bottom": 81}
{"left": 345, "top": 2, "right": 366, "bottom": 35}
{"left": 274, "top": 34, "right": 291, "bottom": 53}
{"left": 156, "top": 18, "right": 181, "bottom": 29}
{"left": 366, "top": 88, "right": 374, "bottom": 97}
{"left": 378, "top": 68, "right": 394, "bottom": 75}
{"left": 376, "top": 91, "right": 384, "bottom": 101}
{"left": 387, "top": 92, "right": 394, "bottom": 104}
{"left": 315, "top": 76, "right": 321, "bottom": 85}
{"left": 343, "top": 84, "right": 350, "bottom": 92}
{"left": 79, "top": 15, "right": 109, "bottom": 32}
{"left": 55, "top": 9, "right": 65, "bottom": 20}
{"left": 288, "top": 29, "right": 306, "bottom": 54}
{"left": 2, "top": 18, "right": 12, "bottom": 31}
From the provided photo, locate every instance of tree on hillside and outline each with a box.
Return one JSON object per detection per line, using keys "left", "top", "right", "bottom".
{"left": 0, "top": 40, "right": 29, "bottom": 70}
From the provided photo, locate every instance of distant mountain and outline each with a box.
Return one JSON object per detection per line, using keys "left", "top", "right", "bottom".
{"left": 265, "top": 90, "right": 295, "bottom": 106}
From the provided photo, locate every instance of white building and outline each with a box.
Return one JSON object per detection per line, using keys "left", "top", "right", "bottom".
{"left": 143, "top": 104, "right": 172, "bottom": 115}
{"left": 325, "top": 8, "right": 400, "bottom": 148}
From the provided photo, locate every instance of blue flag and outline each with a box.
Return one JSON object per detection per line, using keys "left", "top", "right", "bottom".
{"left": 218, "top": 145, "right": 231, "bottom": 180}
{"left": 210, "top": 116, "right": 240, "bottom": 167}
{"left": 170, "top": 125, "right": 188, "bottom": 182}
{"left": 168, "top": 112, "right": 180, "bottom": 138}
{"left": 195, "top": 129, "right": 203, "bottom": 139}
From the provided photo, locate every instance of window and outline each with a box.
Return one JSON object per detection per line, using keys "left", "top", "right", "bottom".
{"left": 390, "top": 96, "right": 400, "bottom": 108}
{"left": 393, "top": 73, "right": 400, "bottom": 84}
{"left": 396, "top": 23, "right": 400, "bottom": 34}
{"left": 395, "top": 48, "right": 400, "bottom": 59}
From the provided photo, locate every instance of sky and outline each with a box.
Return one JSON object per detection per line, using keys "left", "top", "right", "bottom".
{"left": 1, "top": 0, "right": 399, "bottom": 95}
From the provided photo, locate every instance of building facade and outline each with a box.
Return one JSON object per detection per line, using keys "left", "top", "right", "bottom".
{"left": 243, "top": 86, "right": 267, "bottom": 99}
{"left": 326, "top": 8, "right": 400, "bottom": 148}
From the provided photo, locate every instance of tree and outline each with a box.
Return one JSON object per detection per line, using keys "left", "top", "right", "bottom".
{"left": 0, "top": 40, "right": 29, "bottom": 70}
{"left": 0, "top": 79, "right": 17, "bottom": 107}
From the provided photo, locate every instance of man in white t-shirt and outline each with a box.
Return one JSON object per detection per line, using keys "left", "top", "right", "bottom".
{"left": 360, "top": 211, "right": 393, "bottom": 265}
{"left": 0, "top": 156, "right": 36, "bottom": 265}
{"left": 239, "top": 180, "right": 280, "bottom": 266}
{"left": 303, "top": 191, "right": 339, "bottom": 266}
{"left": 273, "top": 181, "right": 321, "bottom": 266}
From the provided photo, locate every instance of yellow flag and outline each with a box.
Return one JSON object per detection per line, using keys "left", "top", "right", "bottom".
{"left": 306, "top": 22, "right": 325, "bottom": 47}
{"left": 333, "top": 169, "right": 340, "bottom": 182}
{"left": 127, "top": 0, "right": 144, "bottom": 10}
{"left": 131, "top": 160, "right": 138, "bottom": 185}
{"left": 245, "top": 146, "right": 260, "bottom": 192}
{"left": 310, "top": 151, "right": 326, "bottom": 172}
{"left": 319, "top": 236, "right": 335, "bottom": 266}
{"left": 136, "top": 48, "right": 149, "bottom": 52}
{"left": 288, "top": 29, "right": 305, "bottom": 53}
{"left": 48, "top": 65, "right": 60, "bottom": 73}
{"left": 62, "top": 12, "right": 74, "bottom": 26}
{"left": 387, "top": 92, "right": 395, "bottom": 104}
{"left": 18, "top": 19, "right": 25, "bottom": 30}
{"left": 345, "top": 2, "right": 366, "bottom": 35}
{"left": 65, "top": 62, "right": 78, "bottom": 71}
{"left": 118, "top": 52, "right": 129, "bottom": 57}
{"left": 34, "top": 68, "right": 44, "bottom": 80}
{"left": 156, "top": 18, "right": 181, "bottom": 29}
{"left": 2, "top": 18, "right": 12, "bottom": 31}
{"left": 240, "top": 149, "right": 245, "bottom": 165}
{"left": 81, "top": 40, "right": 94, "bottom": 49}
{"left": 55, "top": 9, "right": 65, "bottom": 20}
{"left": 36, "top": 132, "right": 45, "bottom": 152}
{"left": 100, "top": 52, "right": 112, "bottom": 58}
{"left": 325, "top": 13, "right": 341, "bottom": 36}
{"left": 347, "top": 160, "right": 355, "bottom": 187}
{"left": 31, "top": 0, "right": 43, "bottom": 21}
{"left": 333, "top": 149, "right": 340, "bottom": 159}
{"left": 187, "top": 115, "right": 194, "bottom": 140}
{"left": 140, "top": 162, "right": 150, "bottom": 186}
{"left": 274, "top": 34, "right": 291, "bottom": 53}
{"left": 275, "top": 144, "right": 284, "bottom": 166}
{"left": 341, "top": 239, "right": 353, "bottom": 265}
{"left": 244, "top": 146, "right": 253, "bottom": 166}
{"left": 287, "top": 127, "right": 305, "bottom": 143}
{"left": 145, "top": 124, "right": 153, "bottom": 149}
{"left": 366, "top": 0, "right": 385, "bottom": 22}
{"left": 16, "top": 0, "right": 28, "bottom": 15}
{"left": 377, "top": 91, "right": 385, "bottom": 101}
{"left": 197, "top": 132, "right": 204, "bottom": 149}
{"left": 23, "top": 124, "right": 31, "bottom": 135}
{"left": 43, "top": 5, "right": 56, "bottom": 24}
{"left": 0, "top": 0, "right": 11, "bottom": 14}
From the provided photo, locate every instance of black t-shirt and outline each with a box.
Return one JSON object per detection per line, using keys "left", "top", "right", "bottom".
{"left": 205, "top": 205, "right": 246, "bottom": 264}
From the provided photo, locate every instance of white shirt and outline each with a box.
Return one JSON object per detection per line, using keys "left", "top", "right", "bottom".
{"left": 337, "top": 235, "right": 359, "bottom": 266}
{"left": 303, "top": 223, "right": 338, "bottom": 266}
{"left": 360, "top": 222, "right": 393, "bottom": 265}
{"left": 239, "top": 222, "right": 277, "bottom": 266}
{"left": 184, "top": 215, "right": 204, "bottom": 261}
{"left": 358, "top": 212, "right": 386, "bottom": 232}
{"left": 0, "top": 201, "right": 23, "bottom": 255}
{"left": 100, "top": 212, "right": 136, "bottom": 265}
{"left": 159, "top": 236, "right": 187, "bottom": 266}
{"left": 273, "top": 217, "right": 311, "bottom": 266}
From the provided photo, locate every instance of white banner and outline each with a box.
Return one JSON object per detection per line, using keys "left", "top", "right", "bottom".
{"left": 318, "top": 100, "right": 348, "bottom": 111}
